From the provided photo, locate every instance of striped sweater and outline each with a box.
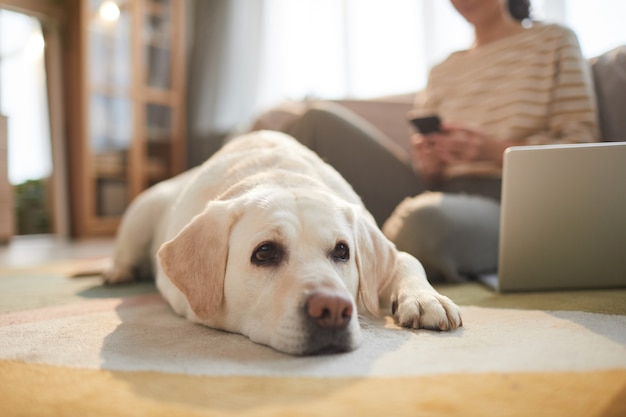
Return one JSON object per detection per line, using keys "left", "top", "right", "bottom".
{"left": 415, "top": 23, "right": 599, "bottom": 178}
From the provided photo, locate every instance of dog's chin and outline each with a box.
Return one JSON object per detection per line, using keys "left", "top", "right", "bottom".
{"left": 247, "top": 318, "right": 362, "bottom": 356}
{"left": 300, "top": 326, "right": 361, "bottom": 356}
{"left": 284, "top": 318, "right": 362, "bottom": 356}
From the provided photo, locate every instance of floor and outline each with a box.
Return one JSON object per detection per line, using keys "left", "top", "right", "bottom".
{"left": 0, "top": 234, "right": 114, "bottom": 268}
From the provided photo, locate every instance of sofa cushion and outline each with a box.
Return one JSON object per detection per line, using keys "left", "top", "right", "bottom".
{"left": 590, "top": 45, "right": 626, "bottom": 141}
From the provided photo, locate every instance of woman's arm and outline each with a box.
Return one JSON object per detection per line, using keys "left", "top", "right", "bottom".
{"left": 419, "top": 29, "right": 599, "bottom": 169}
{"left": 525, "top": 28, "right": 599, "bottom": 145}
{"left": 410, "top": 133, "right": 447, "bottom": 185}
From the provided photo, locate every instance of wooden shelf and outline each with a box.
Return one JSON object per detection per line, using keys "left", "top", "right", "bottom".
{"left": 67, "top": 0, "right": 185, "bottom": 237}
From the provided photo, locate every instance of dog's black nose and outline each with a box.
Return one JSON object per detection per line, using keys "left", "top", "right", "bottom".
{"left": 306, "top": 292, "right": 353, "bottom": 329}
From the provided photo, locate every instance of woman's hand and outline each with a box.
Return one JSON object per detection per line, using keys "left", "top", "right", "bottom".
{"left": 433, "top": 123, "right": 494, "bottom": 163}
{"left": 433, "top": 122, "right": 520, "bottom": 166}
{"left": 410, "top": 133, "right": 447, "bottom": 185}
{"left": 411, "top": 122, "right": 524, "bottom": 181}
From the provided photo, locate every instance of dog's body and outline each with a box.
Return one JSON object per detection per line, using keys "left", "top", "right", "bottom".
{"left": 103, "top": 131, "right": 461, "bottom": 355}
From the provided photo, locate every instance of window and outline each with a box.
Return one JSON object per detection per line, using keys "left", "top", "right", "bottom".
{"left": 0, "top": 9, "right": 52, "bottom": 185}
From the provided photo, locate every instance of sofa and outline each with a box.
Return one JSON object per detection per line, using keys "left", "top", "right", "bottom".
{"left": 252, "top": 45, "right": 625, "bottom": 154}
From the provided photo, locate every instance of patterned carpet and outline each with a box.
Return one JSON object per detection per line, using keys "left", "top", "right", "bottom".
{"left": 1, "top": 258, "right": 625, "bottom": 416}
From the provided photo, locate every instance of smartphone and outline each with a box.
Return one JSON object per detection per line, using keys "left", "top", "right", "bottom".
{"left": 410, "top": 115, "right": 442, "bottom": 135}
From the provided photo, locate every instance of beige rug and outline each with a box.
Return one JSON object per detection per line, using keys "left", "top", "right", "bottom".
{"left": 1, "top": 260, "right": 625, "bottom": 416}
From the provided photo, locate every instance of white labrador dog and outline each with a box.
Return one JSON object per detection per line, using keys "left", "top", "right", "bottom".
{"left": 103, "top": 131, "right": 462, "bottom": 355}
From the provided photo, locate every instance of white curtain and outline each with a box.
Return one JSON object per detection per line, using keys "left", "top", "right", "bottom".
{"left": 185, "top": 0, "right": 265, "bottom": 164}
{"left": 186, "top": 0, "right": 626, "bottom": 164}
{"left": 256, "top": 0, "right": 471, "bottom": 108}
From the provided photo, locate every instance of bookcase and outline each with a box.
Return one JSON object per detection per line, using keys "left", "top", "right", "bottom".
{"left": 68, "top": 0, "right": 185, "bottom": 237}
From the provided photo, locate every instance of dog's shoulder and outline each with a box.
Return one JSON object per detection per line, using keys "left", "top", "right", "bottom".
{"left": 171, "top": 130, "right": 363, "bottom": 223}
{"left": 224, "top": 130, "right": 300, "bottom": 152}
{"left": 204, "top": 131, "right": 335, "bottom": 189}
{"left": 224, "top": 131, "right": 364, "bottom": 206}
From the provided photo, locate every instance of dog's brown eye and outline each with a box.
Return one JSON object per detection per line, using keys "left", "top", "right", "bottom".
{"left": 331, "top": 242, "right": 349, "bottom": 262}
{"left": 252, "top": 242, "right": 283, "bottom": 266}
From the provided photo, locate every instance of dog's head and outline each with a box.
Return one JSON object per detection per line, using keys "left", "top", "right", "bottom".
{"left": 157, "top": 179, "right": 396, "bottom": 355}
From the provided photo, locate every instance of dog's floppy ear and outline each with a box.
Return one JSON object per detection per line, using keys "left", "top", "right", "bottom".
{"left": 350, "top": 205, "right": 397, "bottom": 316}
{"left": 157, "top": 201, "right": 238, "bottom": 321}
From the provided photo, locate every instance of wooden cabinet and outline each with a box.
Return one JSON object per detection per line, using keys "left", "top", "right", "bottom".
{"left": 68, "top": 0, "right": 185, "bottom": 237}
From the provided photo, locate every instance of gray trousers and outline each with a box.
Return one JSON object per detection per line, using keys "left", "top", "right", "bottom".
{"left": 285, "top": 102, "right": 502, "bottom": 226}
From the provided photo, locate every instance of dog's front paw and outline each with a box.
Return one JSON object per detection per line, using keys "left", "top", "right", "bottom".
{"left": 102, "top": 265, "right": 135, "bottom": 285}
{"left": 392, "top": 291, "right": 462, "bottom": 330}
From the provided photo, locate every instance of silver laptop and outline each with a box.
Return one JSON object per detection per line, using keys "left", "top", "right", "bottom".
{"left": 483, "top": 141, "right": 626, "bottom": 292}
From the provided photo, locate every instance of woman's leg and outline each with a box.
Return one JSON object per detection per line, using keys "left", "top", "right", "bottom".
{"left": 383, "top": 191, "right": 501, "bottom": 282}
{"left": 438, "top": 177, "right": 502, "bottom": 202}
{"left": 285, "top": 102, "right": 425, "bottom": 225}
{"left": 383, "top": 177, "right": 502, "bottom": 282}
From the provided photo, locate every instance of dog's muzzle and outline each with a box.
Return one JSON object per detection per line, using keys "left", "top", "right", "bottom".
{"left": 300, "top": 291, "right": 358, "bottom": 355}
